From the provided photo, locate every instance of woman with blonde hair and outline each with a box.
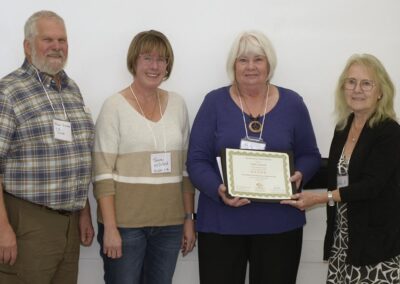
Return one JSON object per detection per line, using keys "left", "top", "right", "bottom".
{"left": 283, "top": 54, "right": 400, "bottom": 283}
{"left": 188, "top": 30, "right": 320, "bottom": 284}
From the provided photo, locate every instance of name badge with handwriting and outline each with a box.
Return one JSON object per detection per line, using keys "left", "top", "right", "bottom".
{"left": 53, "top": 119, "right": 72, "bottom": 142}
{"left": 151, "top": 152, "right": 171, "bottom": 174}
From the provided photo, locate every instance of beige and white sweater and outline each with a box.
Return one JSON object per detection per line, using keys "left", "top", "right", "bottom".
{"left": 93, "top": 92, "right": 194, "bottom": 228}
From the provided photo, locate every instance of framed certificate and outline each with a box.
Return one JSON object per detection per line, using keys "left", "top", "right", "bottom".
{"left": 221, "top": 148, "right": 296, "bottom": 202}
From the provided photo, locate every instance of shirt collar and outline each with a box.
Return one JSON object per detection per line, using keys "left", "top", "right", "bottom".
{"left": 22, "top": 59, "right": 69, "bottom": 90}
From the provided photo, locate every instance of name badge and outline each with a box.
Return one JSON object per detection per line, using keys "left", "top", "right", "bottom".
{"left": 337, "top": 174, "right": 349, "bottom": 188}
{"left": 151, "top": 152, "right": 171, "bottom": 174}
{"left": 240, "top": 137, "right": 266, "bottom": 150}
{"left": 53, "top": 119, "right": 72, "bottom": 142}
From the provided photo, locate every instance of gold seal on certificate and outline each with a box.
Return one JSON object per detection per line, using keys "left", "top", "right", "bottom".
{"left": 221, "top": 148, "right": 296, "bottom": 202}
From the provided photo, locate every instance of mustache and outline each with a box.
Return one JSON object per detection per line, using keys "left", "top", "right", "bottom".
{"left": 46, "top": 50, "right": 65, "bottom": 58}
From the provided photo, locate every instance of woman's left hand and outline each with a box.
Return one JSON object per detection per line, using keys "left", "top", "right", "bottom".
{"left": 290, "top": 171, "right": 303, "bottom": 190}
{"left": 181, "top": 219, "right": 196, "bottom": 256}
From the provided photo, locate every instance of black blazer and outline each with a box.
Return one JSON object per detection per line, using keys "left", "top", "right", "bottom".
{"left": 323, "top": 115, "right": 400, "bottom": 266}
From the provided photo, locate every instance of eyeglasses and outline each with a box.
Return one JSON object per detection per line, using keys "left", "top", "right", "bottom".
{"left": 139, "top": 54, "right": 168, "bottom": 66}
{"left": 343, "top": 78, "right": 375, "bottom": 92}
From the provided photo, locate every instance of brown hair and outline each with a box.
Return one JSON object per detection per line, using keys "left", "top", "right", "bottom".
{"left": 127, "top": 30, "right": 174, "bottom": 80}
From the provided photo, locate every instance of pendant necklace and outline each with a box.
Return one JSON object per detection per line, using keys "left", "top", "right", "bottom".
{"left": 242, "top": 97, "right": 262, "bottom": 133}
{"left": 248, "top": 116, "right": 261, "bottom": 133}
{"left": 237, "top": 83, "right": 270, "bottom": 134}
{"left": 349, "top": 121, "right": 362, "bottom": 143}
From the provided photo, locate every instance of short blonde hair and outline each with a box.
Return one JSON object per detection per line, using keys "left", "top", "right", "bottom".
{"left": 334, "top": 54, "right": 396, "bottom": 130}
{"left": 226, "top": 30, "right": 277, "bottom": 83}
{"left": 127, "top": 30, "right": 174, "bottom": 80}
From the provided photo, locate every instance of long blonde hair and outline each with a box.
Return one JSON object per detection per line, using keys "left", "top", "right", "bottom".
{"left": 334, "top": 54, "right": 396, "bottom": 130}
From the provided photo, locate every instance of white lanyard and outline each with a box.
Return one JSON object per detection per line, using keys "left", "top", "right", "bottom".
{"left": 35, "top": 69, "right": 68, "bottom": 120}
{"left": 237, "top": 83, "right": 270, "bottom": 140}
{"left": 129, "top": 84, "right": 167, "bottom": 152}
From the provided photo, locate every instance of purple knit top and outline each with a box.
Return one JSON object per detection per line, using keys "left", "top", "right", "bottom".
{"left": 187, "top": 85, "right": 320, "bottom": 234}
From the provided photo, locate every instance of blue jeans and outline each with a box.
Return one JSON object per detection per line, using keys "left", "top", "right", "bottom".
{"left": 98, "top": 223, "right": 183, "bottom": 284}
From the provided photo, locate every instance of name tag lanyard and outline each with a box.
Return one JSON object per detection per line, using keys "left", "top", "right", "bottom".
{"left": 129, "top": 85, "right": 171, "bottom": 174}
{"left": 237, "top": 83, "right": 269, "bottom": 149}
{"left": 35, "top": 69, "right": 72, "bottom": 142}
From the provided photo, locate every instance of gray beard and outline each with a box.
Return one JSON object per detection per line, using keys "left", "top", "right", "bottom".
{"left": 31, "top": 48, "right": 67, "bottom": 75}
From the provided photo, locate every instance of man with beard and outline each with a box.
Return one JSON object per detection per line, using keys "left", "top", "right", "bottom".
{"left": 0, "top": 10, "right": 95, "bottom": 284}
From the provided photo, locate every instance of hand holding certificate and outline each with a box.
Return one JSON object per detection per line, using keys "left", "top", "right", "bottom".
{"left": 220, "top": 148, "right": 296, "bottom": 202}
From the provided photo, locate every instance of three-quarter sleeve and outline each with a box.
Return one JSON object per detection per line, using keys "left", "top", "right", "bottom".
{"left": 92, "top": 96, "right": 120, "bottom": 199}
{"left": 181, "top": 99, "right": 195, "bottom": 194}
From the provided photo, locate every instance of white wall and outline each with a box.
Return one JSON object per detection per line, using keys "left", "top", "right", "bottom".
{"left": 1, "top": 1, "right": 400, "bottom": 283}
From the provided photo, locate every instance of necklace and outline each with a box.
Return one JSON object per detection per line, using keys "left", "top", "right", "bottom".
{"left": 237, "top": 84, "right": 270, "bottom": 134}
{"left": 241, "top": 95, "right": 262, "bottom": 132}
{"left": 248, "top": 115, "right": 262, "bottom": 133}
{"left": 129, "top": 84, "right": 167, "bottom": 151}
{"left": 129, "top": 84, "right": 158, "bottom": 120}
{"left": 349, "top": 121, "right": 363, "bottom": 143}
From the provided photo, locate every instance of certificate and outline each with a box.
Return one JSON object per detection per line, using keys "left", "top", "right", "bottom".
{"left": 221, "top": 148, "right": 296, "bottom": 202}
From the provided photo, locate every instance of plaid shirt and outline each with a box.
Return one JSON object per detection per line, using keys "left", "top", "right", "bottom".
{"left": 0, "top": 60, "right": 94, "bottom": 211}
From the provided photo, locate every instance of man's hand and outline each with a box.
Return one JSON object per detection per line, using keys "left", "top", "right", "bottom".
{"left": 79, "top": 202, "right": 94, "bottom": 246}
{"left": 0, "top": 222, "right": 17, "bottom": 265}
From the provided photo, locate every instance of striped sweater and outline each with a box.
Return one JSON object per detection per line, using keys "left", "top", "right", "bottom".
{"left": 93, "top": 92, "right": 194, "bottom": 227}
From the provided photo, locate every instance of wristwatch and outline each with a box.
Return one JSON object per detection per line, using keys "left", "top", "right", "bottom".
{"left": 327, "top": 191, "right": 335, "bottom": 207}
{"left": 184, "top": 213, "right": 196, "bottom": 220}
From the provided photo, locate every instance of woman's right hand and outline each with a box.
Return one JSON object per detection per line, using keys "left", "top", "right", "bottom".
{"left": 103, "top": 226, "right": 122, "bottom": 259}
{"left": 218, "top": 184, "right": 250, "bottom": 207}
